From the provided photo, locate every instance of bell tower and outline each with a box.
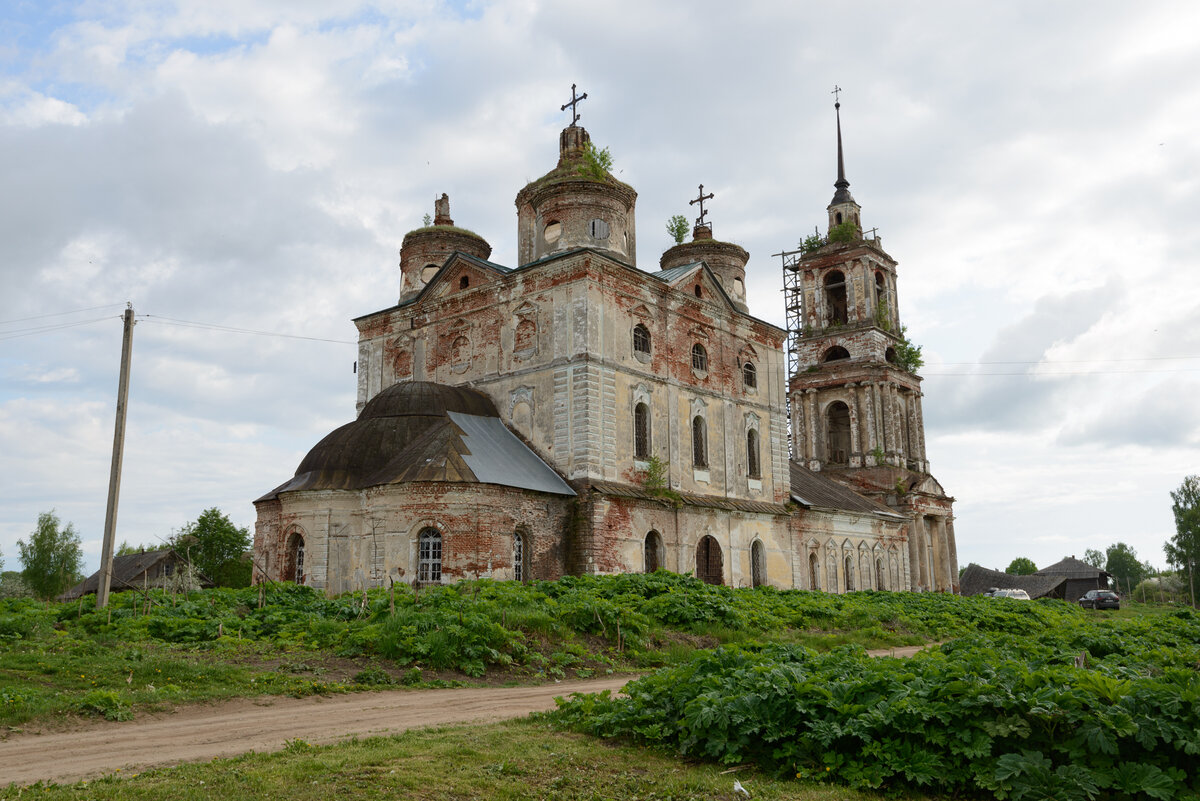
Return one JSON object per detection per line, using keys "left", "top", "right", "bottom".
{"left": 781, "top": 93, "right": 959, "bottom": 592}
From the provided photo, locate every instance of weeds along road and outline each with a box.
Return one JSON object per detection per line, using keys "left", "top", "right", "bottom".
{"left": 0, "top": 675, "right": 634, "bottom": 786}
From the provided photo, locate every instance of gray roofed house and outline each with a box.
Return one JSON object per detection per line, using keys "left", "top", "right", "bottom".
{"left": 959, "top": 563, "right": 1067, "bottom": 599}
{"left": 59, "top": 548, "right": 210, "bottom": 601}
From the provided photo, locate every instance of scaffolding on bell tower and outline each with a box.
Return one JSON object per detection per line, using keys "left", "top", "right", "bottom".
{"left": 778, "top": 246, "right": 806, "bottom": 383}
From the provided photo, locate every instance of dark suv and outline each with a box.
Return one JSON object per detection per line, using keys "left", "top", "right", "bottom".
{"left": 1079, "top": 590, "right": 1120, "bottom": 610}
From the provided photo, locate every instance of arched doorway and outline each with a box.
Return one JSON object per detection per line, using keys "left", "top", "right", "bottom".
{"left": 696, "top": 536, "right": 723, "bottom": 585}
{"left": 284, "top": 531, "right": 305, "bottom": 584}
{"left": 750, "top": 540, "right": 766, "bottom": 587}
{"left": 826, "top": 402, "right": 851, "bottom": 465}
{"left": 644, "top": 530, "right": 662, "bottom": 573}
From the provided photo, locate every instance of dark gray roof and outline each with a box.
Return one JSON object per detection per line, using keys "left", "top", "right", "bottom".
{"left": 59, "top": 549, "right": 208, "bottom": 600}
{"left": 652, "top": 262, "right": 703, "bottom": 283}
{"left": 259, "top": 381, "right": 574, "bottom": 501}
{"left": 789, "top": 461, "right": 903, "bottom": 518}
{"left": 959, "top": 563, "right": 1067, "bottom": 599}
{"left": 1037, "top": 556, "right": 1110, "bottom": 579}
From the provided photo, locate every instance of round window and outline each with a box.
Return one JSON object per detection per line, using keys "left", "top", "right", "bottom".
{"left": 543, "top": 221, "right": 562, "bottom": 244}
{"left": 420, "top": 264, "right": 440, "bottom": 284}
{"left": 589, "top": 219, "right": 610, "bottom": 239}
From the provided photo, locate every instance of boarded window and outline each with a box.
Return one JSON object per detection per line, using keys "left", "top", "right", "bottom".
{"left": 747, "top": 429, "right": 761, "bottom": 478}
{"left": 825, "top": 402, "right": 851, "bottom": 465}
{"left": 696, "top": 535, "right": 723, "bottom": 585}
{"left": 742, "top": 361, "right": 757, "bottom": 388}
{"left": 589, "top": 218, "right": 609, "bottom": 239}
{"left": 691, "top": 343, "right": 708, "bottom": 372}
{"left": 543, "top": 221, "right": 561, "bottom": 243}
{"left": 451, "top": 335, "right": 470, "bottom": 371}
{"left": 633, "top": 324, "right": 651, "bottom": 355}
{"left": 692, "top": 415, "right": 708, "bottom": 468}
{"left": 644, "top": 530, "right": 662, "bottom": 573}
{"left": 875, "top": 557, "right": 886, "bottom": 591}
{"left": 751, "top": 540, "right": 766, "bottom": 587}
{"left": 824, "top": 270, "right": 848, "bottom": 325}
{"left": 418, "top": 528, "right": 442, "bottom": 583}
{"left": 634, "top": 402, "right": 650, "bottom": 459}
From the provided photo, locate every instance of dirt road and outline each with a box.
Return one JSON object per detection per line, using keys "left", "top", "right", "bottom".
{"left": 0, "top": 675, "right": 632, "bottom": 787}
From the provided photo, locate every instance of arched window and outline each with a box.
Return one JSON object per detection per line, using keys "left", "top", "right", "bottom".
{"left": 644, "top": 530, "right": 662, "bottom": 573}
{"left": 418, "top": 528, "right": 442, "bottom": 583}
{"left": 692, "top": 415, "right": 708, "bottom": 468}
{"left": 885, "top": 347, "right": 898, "bottom": 365}
{"left": 809, "top": 552, "right": 820, "bottom": 591}
{"left": 543, "top": 220, "right": 561, "bottom": 243}
{"left": 742, "top": 361, "right": 757, "bottom": 388}
{"left": 875, "top": 557, "right": 886, "bottom": 591}
{"left": 875, "top": 271, "right": 887, "bottom": 310}
{"left": 696, "top": 535, "right": 723, "bottom": 585}
{"left": 285, "top": 531, "right": 305, "bottom": 585}
{"left": 421, "top": 264, "right": 440, "bottom": 284}
{"left": 633, "top": 324, "right": 651, "bottom": 356}
{"left": 751, "top": 540, "right": 766, "bottom": 587}
{"left": 513, "top": 530, "right": 523, "bottom": 582}
{"left": 746, "top": 429, "right": 761, "bottom": 479}
{"left": 824, "top": 270, "right": 848, "bottom": 325}
{"left": 694, "top": 284, "right": 702, "bottom": 298}
{"left": 634, "top": 402, "right": 651, "bottom": 459}
{"left": 691, "top": 343, "right": 708, "bottom": 372}
{"left": 822, "top": 346, "right": 850, "bottom": 362}
{"left": 514, "top": 319, "right": 536, "bottom": 352}
{"left": 835, "top": 211, "right": 844, "bottom": 225}
{"left": 844, "top": 554, "right": 855, "bottom": 592}
{"left": 459, "top": 275, "right": 470, "bottom": 290}
{"left": 825, "top": 402, "right": 851, "bottom": 465}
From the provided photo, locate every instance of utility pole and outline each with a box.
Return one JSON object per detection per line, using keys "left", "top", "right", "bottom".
{"left": 97, "top": 304, "right": 135, "bottom": 609}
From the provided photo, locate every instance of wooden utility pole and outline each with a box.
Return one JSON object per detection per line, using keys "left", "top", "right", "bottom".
{"left": 97, "top": 304, "right": 135, "bottom": 609}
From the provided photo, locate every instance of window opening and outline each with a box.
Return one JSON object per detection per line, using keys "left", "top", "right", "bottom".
{"left": 751, "top": 540, "right": 766, "bottom": 587}
{"left": 634, "top": 402, "right": 650, "bottom": 460}
{"left": 451, "top": 335, "right": 471, "bottom": 371}
{"left": 742, "top": 361, "right": 757, "bottom": 388}
{"left": 543, "top": 221, "right": 561, "bottom": 243}
{"left": 644, "top": 530, "right": 662, "bottom": 573}
{"left": 513, "top": 531, "right": 523, "bottom": 582}
{"left": 825, "top": 402, "right": 851, "bottom": 465}
{"left": 418, "top": 528, "right": 442, "bottom": 583}
{"left": 835, "top": 212, "right": 843, "bottom": 225}
{"left": 632, "top": 324, "right": 651, "bottom": 355}
{"left": 844, "top": 554, "right": 855, "bottom": 591}
{"left": 875, "top": 557, "right": 885, "bottom": 591}
{"left": 691, "top": 343, "right": 708, "bottom": 372}
{"left": 747, "top": 429, "right": 761, "bottom": 478}
{"left": 824, "top": 270, "right": 848, "bottom": 325}
{"left": 696, "top": 535, "right": 723, "bottom": 585}
{"left": 694, "top": 284, "right": 703, "bottom": 298}
{"left": 421, "top": 264, "right": 440, "bottom": 284}
{"left": 809, "top": 552, "right": 820, "bottom": 590}
{"left": 514, "top": 318, "right": 536, "bottom": 352}
{"left": 822, "top": 346, "right": 850, "bottom": 362}
{"left": 691, "top": 415, "right": 708, "bottom": 468}
{"left": 589, "top": 218, "right": 609, "bottom": 239}
{"left": 885, "top": 347, "right": 898, "bottom": 365}
{"left": 459, "top": 275, "right": 469, "bottom": 290}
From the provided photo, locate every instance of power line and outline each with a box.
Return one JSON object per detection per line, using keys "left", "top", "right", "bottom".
{"left": 0, "top": 315, "right": 119, "bottom": 341}
{"left": 937, "top": 355, "right": 1200, "bottom": 366}
{"left": 0, "top": 303, "right": 125, "bottom": 326}
{"left": 924, "top": 367, "right": 1200, "bottom": 377}
{"left": 139, "top": 314, "right": 355, "bottom": 345}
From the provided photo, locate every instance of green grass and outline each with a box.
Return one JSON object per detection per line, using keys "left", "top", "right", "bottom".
{"left": 0, "top": 718, "right": 887, "bottom": 801}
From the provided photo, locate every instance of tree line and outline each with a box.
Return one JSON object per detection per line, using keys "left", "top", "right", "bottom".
{"left": 0, "top": 508, "right": 251, "bottom": 600}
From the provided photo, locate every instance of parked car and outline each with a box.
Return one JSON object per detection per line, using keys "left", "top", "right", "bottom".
{"left": 1079, "top": 590, "right": 1120, "bottom": 610}
{"left": 992, "top": 588, "right": 1031, "bottom": 600}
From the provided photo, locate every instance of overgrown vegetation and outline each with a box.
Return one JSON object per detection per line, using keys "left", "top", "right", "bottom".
{"left": 576, "top": 141, "right": 613, "bottom": 180}
{"left": 893, "top": 325, "right": 924, "bottom": 374}
{"left": 553, "top": 608, "right": 1200, "bottom": 800}
{"left": 666, "top": 213, "right": 689, "bottom": 244}
{"left": 827, "top": 219, "right": 859, "bottom": 244}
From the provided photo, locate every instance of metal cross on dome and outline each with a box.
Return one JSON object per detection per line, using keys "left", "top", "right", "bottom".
{"left": 690, "top": 184, "right": 714, "bottom": 226}
{"left": 831, "top": 84, "right": 842, "bottom": 107}
{"left": 561, "top": 83, "right": 588, "bottom": 126}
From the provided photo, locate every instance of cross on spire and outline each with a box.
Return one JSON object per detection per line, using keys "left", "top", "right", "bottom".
{"left": 561, "top": 83, "right": 588, "bottom": 127}
{"left": 831, "top": 84, "right": 842, "bottom": 107}
{"left": 690, "top": 184, "right": 714, "bottom": 226}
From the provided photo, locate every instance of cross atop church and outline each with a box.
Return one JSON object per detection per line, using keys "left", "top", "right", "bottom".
{"left": 831, "top": 84, "right": 842, "bottom": 108}
{"left": 561, "top": 83, "right": 588, "bottom": 127}
{"left": 690, "top": 184, "right": 714, "bottom": 226}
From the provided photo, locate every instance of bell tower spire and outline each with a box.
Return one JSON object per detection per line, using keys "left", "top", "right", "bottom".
{"left": 827, "top": 90, "right": 862, "bottom": 235}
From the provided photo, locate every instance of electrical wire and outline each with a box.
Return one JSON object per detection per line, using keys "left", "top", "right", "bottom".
{"left": 139, "top": 314, "right": 355, "bottom": 345}
{"left": 0, "top": 315, "right": 119, "bottom": 341}
{"left": 0, "top": 303, "right": 125, "bottom": 326}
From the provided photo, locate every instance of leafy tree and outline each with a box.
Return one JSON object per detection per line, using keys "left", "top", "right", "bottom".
{"left": 17, "top": 511, "right": 84, "bottom": 599}
{"left": 1082, "top": 548, "right": 1105, "bottom": 569}
{"left": 171, "top": 508, "right": 252, "bottom": 588}
{"left": 666, "top": 214, "right": 689, "bottom": 245}
{"left": 1005, "top": 557, "right": 1038, "bottom": 575}
{"left": 0, "top": 570, "right": 33, "bottom": 599}
{"left": 1104, "top": 542, "right": 1148, "bottom": 594}
{"left": 576, "top": 141, "right": 613, "bottom": 181}
{"left": 1166, "top": 475, "right": 1200, "bottom": 607}
{"left": 116, "top": 540, "right": 156, "bottom": 556}
{"left": 893, "top": 326, "right": 924, "bottom": 374}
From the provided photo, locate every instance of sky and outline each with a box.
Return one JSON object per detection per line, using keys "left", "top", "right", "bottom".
{"left": 1, "top": 0, "right": 1198, "bottom": 580}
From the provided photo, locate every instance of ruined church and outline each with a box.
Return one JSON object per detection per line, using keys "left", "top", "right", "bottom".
{"left": 252, "top": 92, "right": 959, "bottom": 595}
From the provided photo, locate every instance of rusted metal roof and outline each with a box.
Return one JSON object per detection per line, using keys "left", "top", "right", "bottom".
{"left": 789, "top": 461, "right": 903, "bottom": 518}
{"left": 587, "top": 480, "right": 790, "bottom": 515}
{"left": 258, "top": 381, "right": 573, "bottom": 501}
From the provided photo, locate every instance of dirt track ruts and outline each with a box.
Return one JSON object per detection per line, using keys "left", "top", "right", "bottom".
{"left": 0, "top": 675, "right": 633, "bottom": 787}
